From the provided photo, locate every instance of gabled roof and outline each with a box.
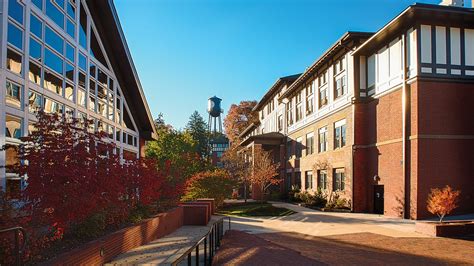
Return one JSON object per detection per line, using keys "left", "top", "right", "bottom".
{"left": 280, "top": 31, "right": 373, "bottom": 100}
{"left": 353, "top": 3, "right": 474, "bottom": 56}
{"left": 238, "top": 122, "right": 259, "bottom": 139}
{"left": 253, "top": 74, "right": 301, "bottom": 112}
{"left": 86, "top": 0, "right": 157, "bottom": 140}
{"left": 239, "top": 132, "right": 286, "bottom": 147}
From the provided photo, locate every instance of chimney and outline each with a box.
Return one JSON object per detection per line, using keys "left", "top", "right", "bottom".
{"left": 440, "top": 0, "right": 464, "bottom": 7}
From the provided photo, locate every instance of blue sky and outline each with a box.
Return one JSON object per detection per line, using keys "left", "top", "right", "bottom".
{"left": 114, "top": 0, "right": 440, "bottom": 129}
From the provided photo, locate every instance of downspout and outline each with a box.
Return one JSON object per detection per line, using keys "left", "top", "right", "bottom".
{"left": 401, "top": 33, "right": 409, "bottom": 219}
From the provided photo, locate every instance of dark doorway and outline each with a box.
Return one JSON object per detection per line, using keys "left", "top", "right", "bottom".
{"left": 374, "top": 185, "right": 384, "bottom": 214}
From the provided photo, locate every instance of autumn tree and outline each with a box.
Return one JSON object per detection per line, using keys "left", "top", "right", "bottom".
{"left": 221, "top": 147, "right": 250, "bottom": 202}
{"left": 250, "top": 148, "right": 281, "bottom": 201}
{"left": 185, "top": 111, "right": 209, "bottom": 159}
{"left": 223, "top": 100, "right": 258, "bottom": 145}
{"left": 427, "top": 185, "right": 461, "bottom": 223}
{"left": 182, "top": 169, "right": 237, "bottom": 207}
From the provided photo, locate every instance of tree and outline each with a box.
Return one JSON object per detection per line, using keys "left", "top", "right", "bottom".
{"left": 223, "top": 100, "right": 258, "bottom": 145}
{"left": 427, "top": 185, "right": 461, "bottom": 223}
{"left": 145, "top": 128, "right": 203, "bottom": 184}
{"left": 182, "top": 169, "right": 237, "bottom": 207}
{"left": 221, "top": 147, "right": 250, "bottom": 202}
{"left": 250, "top": 149, "right": 281, "bottom": 201}
{"left": 154, "top": 113, "right": 172, "bottom": 131}
{"left": 185, "top": 111, "right": 209, "bottom": 159}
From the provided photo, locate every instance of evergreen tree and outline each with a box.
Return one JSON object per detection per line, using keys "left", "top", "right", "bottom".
{"left": 185, "top": 111, "right": 209, "bottom": 158}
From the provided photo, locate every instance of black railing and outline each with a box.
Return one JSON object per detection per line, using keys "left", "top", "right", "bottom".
{"left": 172, "top": 217, "right": 231, "bottom": 266}
{"left": 0, "top": 226, "right": 27, "bottom": 266}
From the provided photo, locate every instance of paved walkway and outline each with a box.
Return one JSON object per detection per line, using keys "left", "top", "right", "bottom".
{"left": 107, "top": 216, "right": 224, "bottom": 265}
{"left": 229, "top": 201, "right": 425, "bottom": 238}
{"left": 215, "top": 202, "right": 474, "bottom": 265}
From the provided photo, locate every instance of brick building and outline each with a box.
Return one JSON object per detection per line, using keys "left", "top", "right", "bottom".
{"left": 239, "top": 2, "right": 474, "bottom": 219}
{"left": 0, "top": 0, "right": 156, "bottom": 195}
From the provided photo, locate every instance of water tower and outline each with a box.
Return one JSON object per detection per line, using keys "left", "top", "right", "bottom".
{"left": 207, "top": 96, "right": 229, "bottom": 167}
{"left": 207, "top": 96, "right": 223, "bottom": 134}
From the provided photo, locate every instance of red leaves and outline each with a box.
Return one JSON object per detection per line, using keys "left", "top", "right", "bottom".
{"left": 427, "top": 185, "right": 461, "bottom": 222}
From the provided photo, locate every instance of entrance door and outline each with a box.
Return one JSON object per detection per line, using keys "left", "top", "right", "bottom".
{"left": 374, "top": 185, "right": 384, "bottom": 214}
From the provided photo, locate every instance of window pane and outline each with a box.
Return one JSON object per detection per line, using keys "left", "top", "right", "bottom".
{"left": 89, "top": 96, "right": 96, "bottom": 112}
{"left": 78, "top": 71, "right": 86, "bottom": 88}
{"left": 6, "top": 81, "right": 22, "bottom": 109}
{"left": 67, "top": 0, "right": 76, "bottom": 19}
{"left": 66, "top": 42, "right": 75, "bottom": 62}
{"left": 66, "top": 63, "right": 74, "bottom": 81}
{"left": 90, "top": 63, "right": 96, "bottom": 78}
{"left": 46, "top": 0, "right": 64, "bottom": 29}
{"left": 29, "top": 37, "right": 42, "bottom": 61}
{"left": 32, "top": 0, "right": 43, "bottom": 10}
{"left": 8, "top": 23, "right": 23, "bottom": 49}
{"left": 66, "top": 19, "right": 75, "bottom": 38}
{"left": 30, "top": 14, "right": 43, "bottom": 39}
{"left": 79, "top": 3, "right": 87, "bottom": 48}
{"left": 45, "top": 26, "right": 64, "bottom": 54}
{"left": 45, "top": 48, "right": 63, "bottom": 74}
{"left": 98, "top": 69, "right": 108, "bottom": 89}
{"left": 65, "top": 82, "right": 74, "bottom": 101}
{"left": 98, "top": 100, "right": 106, "bottom": 117}
{"left": 89, "top": 79, "right": 96, "bottom": 95}
{"left": 79, "top": 52, "right": 86, "bottom": 71}
{"left": 98, "top": 85, "right": 106, "bottom": 100}
{"left": 44, "top": 97, "right": 63, "bottom": 114}
{"left": 44, "top": 71, "right": 63, "bottom": 95}
{"left": 6, "top": 115, "right": 22, "bottom": 139}
{"left": 8, "top": 0, "right": 24, "bottom": 24}
{"left": 7, "top": 49, "right": 22, "bottom": 75}
{"left": 29, "top": 90, "right": 43, "bottom": 113}
{"left": 29, "top": 62, "right": 41, "bottom": 85}
{"left": 77, "top": 89, "right": 86, "bottom": 107}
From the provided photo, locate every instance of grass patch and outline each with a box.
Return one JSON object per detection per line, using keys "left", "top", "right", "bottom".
{"left": 218, "top": 203, "right": 296, "bottom": 217}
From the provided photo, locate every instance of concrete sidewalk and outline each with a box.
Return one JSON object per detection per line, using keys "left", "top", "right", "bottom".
{"left": 229, "top": 201, "right": 426, "bottom": 238}
{"left": 107, "top": 216, "right": 225, "bottom": 265}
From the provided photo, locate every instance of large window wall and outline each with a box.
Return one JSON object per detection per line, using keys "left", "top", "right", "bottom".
{"left": 1, "top": 0, "right": 140, "bottom": 193}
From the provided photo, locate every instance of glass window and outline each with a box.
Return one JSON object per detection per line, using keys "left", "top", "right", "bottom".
{"left": 65, "top": 82, "right": 74, "bottom": 101}
{"left": 286, "top": 140, "right": 292, "bottom": 158}
{"left": 67, "top": 0, "right": 76, "bottom": 19}
{"left": 334, "top": 121, "right": 347, "bottom": 149}
{"left": 77, "top": 88, "right": 86, "bottom": 107}
{"left": 78, "top": 71, "right": 86, "bottom": 88}
{"left": 29, "top": 37, "right": 42, "bottom": 61}
{"left": 305, "top": 171, "right": 313, "bottom": 190}
{"left": 6, "top": 81, "right": 22, "bottom": 109}
{"left": 32, "top": 0, "right": 43, "bottom": 10}
{"left": 319, "top": 86, "right": 328, "bottom": 108}
{"left": 29, "top": 90, "right": 43, "bottom": 113}
{"left": 89, "top": 96, "right": 96, "bottom": 112}
{"left": 98, "top": 69, "right": 108, "bottom": 88}
{"left": 318, "top": 127, "right": 328, "bottom": 153}
{"left": 294, "top": 172, "right": 301, "bottom": 189}
{"left": 6, "top": 115, "right": 22, "bottom": 139}
{"left": 45, "top": 48, "right": 63, "bottom": 74}
{"left": 108, "top": 103, "right": 114, "bottom": 121}
{"left": 44, "top": 71, "right": 63, "bottom": 95}
{"left": 78, "top": 52, "right": 86, "bottom": 71}
{"left": 107, "top": 124, "right": 114, "bottom": 139}
{"left": 8, "top": 23, "right": 23, "bottom": 50}
{"left": 90, "top": 29, "right": 107, "bottom": 67}
{"left": 89, "top": 79, "right": 96, "bottom": 95}
{"left": 45, "top": 26, "right": 64, "bottom": 54}
{"left": 55, "top": 0, "right": 65, "bottom": 9}
{"left": 66, "top": 43, "right": 75, "bottom": 62}
{"left": 46, "top": 0, "right": 64, "bottom": 29}
{"left": 306, "top": 133, "right": 314, "bottom": 155}
{"left": 79, "top": 3, "right": 87, "bottom": 48}
{"left": 97, "top": 85, "right": 106, "bottom": 100}
{"left": 8, "top": 0, "right": 24, "bottom": 25}
{"left": 333, "top": 168, "right": 345, "bottom": 191}
{"left": 66, "top": 19, "right": 75, "bottom": 39}
{"left": 98, "top": 101, "right": 106, "bottom": 117}
{"left": 28, "top": 122, "right": 37, "bottom": 135}
{"left": 317, "top": 170, "right": 327, "bottom": 190}
{"left": 128, "top": 134, "right": 133, "bottom": 145}
{"left": 66, "top": 63, "right": 74, "bottom": 81}
{"left": 7, "top": 49, "right": 22, "bottom": 75}
{"left": 295, "top": 137, "right": 302, "bottom": 158}
{"left": 335, "top": 76, "right": 346, "bottom": 99}
{"left": 30, "top": 14, "right": 43, "bottom": 39}
{"left": 44, "top": 97, "right": 63, "bottom": 114}
{"left": 116, "top": 129, "right": 121, "bottom": 141}
{"left": 90, "top": 63, "right": 96, "bottom": 78}
{"left": 65, "top": 106, "right": 74, "bottom": 119}
{"left": 29, "top": 62, "right": 41, "bottom": 86}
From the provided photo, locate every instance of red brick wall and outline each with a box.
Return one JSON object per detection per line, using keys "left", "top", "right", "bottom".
{"left": 412, "top": 80, "right": 474, "bottom": 219}
{"left": 48, "top": 207, "right": 184, "bottom": 265}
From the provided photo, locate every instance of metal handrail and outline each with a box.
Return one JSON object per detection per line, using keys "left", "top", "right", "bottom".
{"left": 0, "top": 226, "right": 28, "bottom": 266}
{"left": 172, "top": 216, "right": 231, "bottom": 266}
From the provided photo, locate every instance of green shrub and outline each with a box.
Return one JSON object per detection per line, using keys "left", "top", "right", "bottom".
{"left": 70, "top": 212, "right": 107, "bottom": 241}
{"left": 128, "top": 204, "right": 152, "bottom": 224}
{"left": 288, "top": 185, "right": 301, "bottom": 202}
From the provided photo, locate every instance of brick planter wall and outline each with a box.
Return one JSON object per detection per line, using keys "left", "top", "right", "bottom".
{"left": 47, "top": 207, "right": 184, "bottom": 265}
{"left": 181, "top": 204, "right": 210, "bottom": 226}
{"left": 415, "top": 221, "right": 474, "bottom": 237}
